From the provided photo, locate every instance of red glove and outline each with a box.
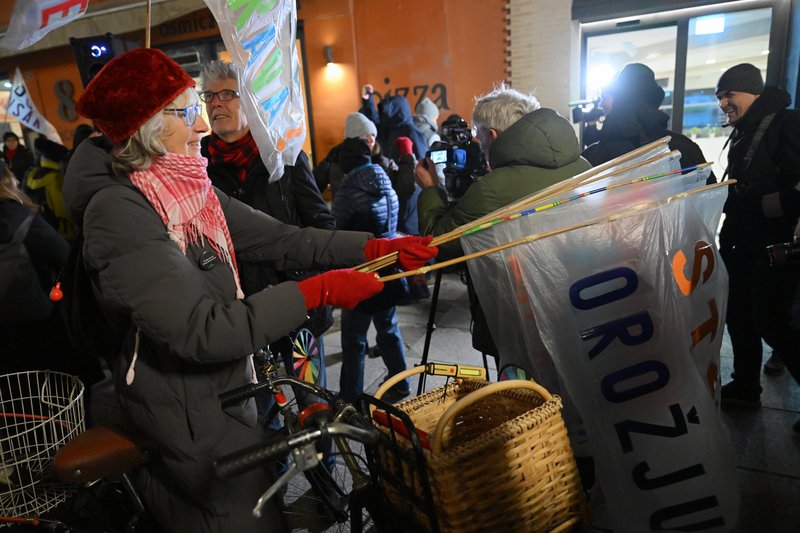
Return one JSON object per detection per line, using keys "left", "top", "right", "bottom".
{"left": 364, "top": 235, "right": 439, "bottom": 272}
{"left": 297, "top": 269, "right": 383, "bottom": 310}
{"left": 395, "top": 137, "right": 414, "bottom": 157}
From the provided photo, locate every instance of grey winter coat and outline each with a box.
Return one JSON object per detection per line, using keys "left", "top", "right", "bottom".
{"left": 63, "top": 138, "right": 371, "bottom": 532}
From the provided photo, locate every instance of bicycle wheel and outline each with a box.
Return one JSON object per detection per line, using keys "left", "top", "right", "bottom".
{"left": 280, "top": 438, "right": 375, "bottom": 532}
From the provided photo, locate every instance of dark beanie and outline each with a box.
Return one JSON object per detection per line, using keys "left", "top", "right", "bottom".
{"left": 34, "top": 137, "right": 69, "bottom": 162}
{"left": 606, "top": 63, "right": 665, "bottom": 108}
{"left": 716, "top": 63, "right": 764, "bottom": 95}
{"left": 339, "top": 137, "right": 371, "bottom": 174}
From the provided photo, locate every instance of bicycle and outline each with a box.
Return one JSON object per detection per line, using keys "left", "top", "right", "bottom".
{"left": 0, "top": 370, "right": 159, "bottom": 532}
{"left": 218, "top": 356, "right": 488, "bottom": 532}
{"left": 217, "top": 352, "right": 386, "bottom": 532}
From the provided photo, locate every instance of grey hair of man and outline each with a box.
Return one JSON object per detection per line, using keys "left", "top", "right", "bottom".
{"left": 472, "top": 82, "right": 541, "bottom": 134}
{"left": 200, "top": 60, "right": 241, "bottom": 90}
{"left": 112, "top": 87, "right": 199, "bottom": 176}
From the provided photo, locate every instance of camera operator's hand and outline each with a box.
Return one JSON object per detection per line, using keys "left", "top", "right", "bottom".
{"left": 415, "top": 158, "right": 437, "bottom": 189}
{"left": 361, "top": 84, "right": 374, "bottom": 100}
{"left": 395, "top": 137, "right": 414, "bottom": 157}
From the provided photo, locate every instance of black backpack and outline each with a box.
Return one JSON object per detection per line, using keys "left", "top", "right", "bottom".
{"left": 60, "top": 229, "right": 124, "bottom": 360}
{"left": 0, "top": 214, "right": 54, "bottom": 323}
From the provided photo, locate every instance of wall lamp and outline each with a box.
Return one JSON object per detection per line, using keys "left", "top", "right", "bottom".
{"left": 323, "top": 45, "right": 334, "bottom": 65}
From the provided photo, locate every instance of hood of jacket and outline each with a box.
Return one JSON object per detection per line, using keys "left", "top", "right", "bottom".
{"left": 379, "top": 95, "right": 416, "bottom": 130}
{"left": 413, "top": 114, "right": 437, "bottom": 135}
{"left": 599, "top": 102, "right": 669, "bottom": 142}
{"left": 733, "top": 85, "right": 791, "bottom": 131}
{"left": 489, "top": 108, "right": 583, "bottom": 170}
{"left": 63, "top": 136, "right": 128, "bottom": 227}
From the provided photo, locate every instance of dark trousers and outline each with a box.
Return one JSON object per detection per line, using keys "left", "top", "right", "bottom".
{"left": 722, "top": 247, "right": 800, "bottom": 390}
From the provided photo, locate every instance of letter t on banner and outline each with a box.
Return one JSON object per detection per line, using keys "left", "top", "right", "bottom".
{"left": 203, "top": 0, "right": 306, "bottom": 183}
{"left": 1, "top": 0, "right": 89, "bottom": 51}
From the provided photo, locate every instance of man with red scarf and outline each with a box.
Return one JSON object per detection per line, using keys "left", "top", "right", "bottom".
{"left": 199, "top": 59, "right": 335, "bottom": 349}
{"left": 199, "top": 59, "right": 340, "bottom": 469}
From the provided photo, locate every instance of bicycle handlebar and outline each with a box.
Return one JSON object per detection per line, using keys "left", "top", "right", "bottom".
{"left": 214, "top": 421, "right": 378, "bottom": 479}
{"left": 219, "top": 376, "right": 335, "bottom": 408}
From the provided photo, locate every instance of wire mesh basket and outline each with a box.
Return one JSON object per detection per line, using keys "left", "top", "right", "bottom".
{"left": 0, "top": 371, "right": 85, "bottom": 523}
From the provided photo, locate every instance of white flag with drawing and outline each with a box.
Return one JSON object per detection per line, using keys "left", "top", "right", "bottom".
{"left": 7, "top": 68, "right": 63, "bottom": 144}
{"left": 203, "top": 0, "right": 306, "bottom": 182}
{"left": 1, "top": 0, "right": 89, "bottom": 51}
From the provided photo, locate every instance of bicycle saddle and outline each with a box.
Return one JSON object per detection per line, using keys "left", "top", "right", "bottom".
{"left": 52, "top": 425, "right": 156, "bottom": 483}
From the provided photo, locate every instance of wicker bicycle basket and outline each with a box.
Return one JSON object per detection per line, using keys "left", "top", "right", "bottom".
{"left": 0, "top": 371, "right": 85, "bottom": 523}
{"left": 371, "top": 378, "right": 587, "bottom": 533}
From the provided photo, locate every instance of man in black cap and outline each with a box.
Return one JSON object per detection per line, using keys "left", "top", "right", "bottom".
{"left": 582, "top": 62, "right": 712, "bottom": 180}
{"left": 715, "top": 63, "right": 800, "bottom": 434}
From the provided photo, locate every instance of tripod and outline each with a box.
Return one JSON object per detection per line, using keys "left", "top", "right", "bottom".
{"left": 416, "top": 268, "right": 491, "bottom": 395}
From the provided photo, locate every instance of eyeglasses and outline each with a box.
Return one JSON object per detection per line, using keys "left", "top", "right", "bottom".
{"left": 198, "top": 89, "right": 240, "bottom": 103}
{"left": 163, "top": 104, "right": 202, "bottom": 127}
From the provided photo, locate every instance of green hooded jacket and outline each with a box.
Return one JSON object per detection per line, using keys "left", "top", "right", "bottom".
{"left": 418, "top": 107, "right": 591, "bottom": 258}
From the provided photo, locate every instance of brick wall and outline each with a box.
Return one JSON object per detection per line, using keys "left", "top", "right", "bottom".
{"left": 507, "top": 0, "right": 582, "bottom": 118}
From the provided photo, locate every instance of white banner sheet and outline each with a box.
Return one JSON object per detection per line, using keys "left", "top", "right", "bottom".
{"left": 513, "top": 186, "right": 736, "bottom": 532}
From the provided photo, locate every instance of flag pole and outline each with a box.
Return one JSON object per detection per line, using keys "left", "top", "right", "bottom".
{"left": 145, "top": 0, "right": 152, "bottom": 48}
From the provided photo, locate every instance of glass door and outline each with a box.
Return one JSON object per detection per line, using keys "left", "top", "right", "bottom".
{"left": 683, "top": 8, "right": 772, "bottom": 178}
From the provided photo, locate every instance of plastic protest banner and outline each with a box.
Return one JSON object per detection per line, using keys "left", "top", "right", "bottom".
{"left": 1, "top": 0, "right": 89, "bottom": 51}
{"left": 7, "top": 68, "right": 63, "bottom": 144}
{"left": 462, "top": 151, "right": 686, "bottom": 388}
{"left": 203, "top": 0, "right": 305, "bottom": 182}
{"left": 515, "top": 186, "right": 737, "bottom": 532}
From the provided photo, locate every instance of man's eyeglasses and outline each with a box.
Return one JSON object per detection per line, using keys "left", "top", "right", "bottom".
{"left": 163, "top": 104, "right": 202, "bottom": 127}
{"left": 198, "top": 89, "right": 240, "bottom": 103}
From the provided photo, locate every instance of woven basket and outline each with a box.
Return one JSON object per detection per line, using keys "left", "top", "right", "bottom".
{"left": 372, "top": 377, "right": 587, "bottom": 533}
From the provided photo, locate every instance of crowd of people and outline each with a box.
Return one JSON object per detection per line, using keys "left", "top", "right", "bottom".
{"left": 2, "top": 49, "right": 798, "bottom": 531}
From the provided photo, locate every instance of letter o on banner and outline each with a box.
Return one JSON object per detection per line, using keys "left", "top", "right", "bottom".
{"left": 570, "top": 267, "right": 638, "bottom": 310}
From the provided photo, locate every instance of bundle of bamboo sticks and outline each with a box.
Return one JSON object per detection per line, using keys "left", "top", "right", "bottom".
{"left": 356, "top": 137, "right": 727, "bottom": 281}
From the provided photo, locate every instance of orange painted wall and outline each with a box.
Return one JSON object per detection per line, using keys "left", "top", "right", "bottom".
{"left": 300, "top": 0, "right": 507, "bottom": 161}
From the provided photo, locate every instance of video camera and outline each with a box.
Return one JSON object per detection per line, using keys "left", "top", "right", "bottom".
{"left": 767, "top": 238, "right": 800, "bottom": 267}
{"left": 426, "top": 116, "right": 486, "bottom": 203}
{"left": 569, "top": 98, "right": 604, "bottom": 125}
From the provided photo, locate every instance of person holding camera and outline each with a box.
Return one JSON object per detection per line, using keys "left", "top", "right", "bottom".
{"left": 715, "top": 64, "right": 800, "bottom": 428}
{"left": 414, "top": 83, "right": 591, "bottom": 359}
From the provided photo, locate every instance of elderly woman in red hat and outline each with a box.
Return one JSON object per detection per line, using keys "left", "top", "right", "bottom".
{"left": 63, "top": 48, "right": 437, "bottom": 532}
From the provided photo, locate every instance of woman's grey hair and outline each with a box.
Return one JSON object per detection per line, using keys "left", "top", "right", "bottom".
{"left": 112, "top": 87, "right": 199, "bottom": 175}
{"left": 472, "top": 82, "right": 541, "bottom": 134}
{"left": 200, "top": 60, "right": 240, "bottom": 89}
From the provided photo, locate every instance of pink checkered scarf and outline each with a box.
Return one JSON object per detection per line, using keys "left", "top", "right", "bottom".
{"left": 129, "top": 153, "right": 243, "bottom": 298}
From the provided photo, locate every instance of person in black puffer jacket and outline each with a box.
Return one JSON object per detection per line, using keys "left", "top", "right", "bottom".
{"left": 332, "top": 138, "right": 411, "bottom": 403}
{"left": 583, "top": 63, "right": 714, "bottom": 183}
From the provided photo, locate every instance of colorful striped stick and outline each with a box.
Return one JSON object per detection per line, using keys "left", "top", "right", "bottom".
{"left": 461, "top": 163, "right": 712, "bottom": 237}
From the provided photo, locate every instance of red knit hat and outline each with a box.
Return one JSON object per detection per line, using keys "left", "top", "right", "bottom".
{"left": 76, "top": 48, "right": 195, "bottom": 144}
